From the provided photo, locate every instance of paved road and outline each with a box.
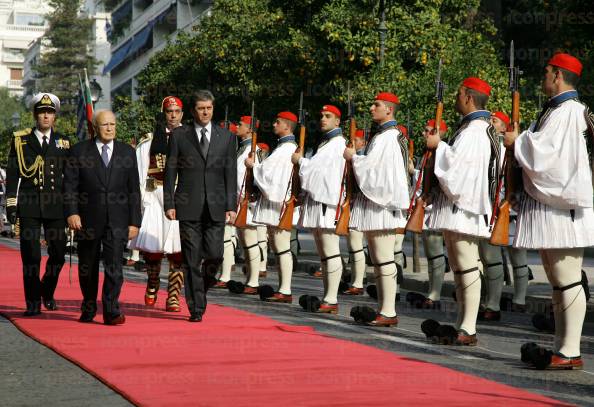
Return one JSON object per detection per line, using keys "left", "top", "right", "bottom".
{"left": 1, "top": 234, "right": 593, "bottom": 406}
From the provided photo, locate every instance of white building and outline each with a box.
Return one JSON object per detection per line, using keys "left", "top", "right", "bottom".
{"left": 105, "top": 0, "right": 211, "bottom": 101}
{"left": 0, "top": 0, "right": 51, "bottom": 97}
{"left": 22, "top": 0, "right": 112, "bottom": 110}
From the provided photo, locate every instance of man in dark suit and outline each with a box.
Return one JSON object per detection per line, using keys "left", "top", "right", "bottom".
{"left": 64, "top": 110, "right": 141, "bottom": 325}
{"left": 164, "top": 90, "right": 237, "bottom": 322}
{"left": 5, "top": 93, "right": 70, "bottom": 316}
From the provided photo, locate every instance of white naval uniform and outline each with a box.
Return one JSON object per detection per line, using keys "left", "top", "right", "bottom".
{"left": 513, "top": 91, "right": 594, "bottom": 358}
{"left": 129, "top": 133, "right": 181, "bottom": 254}
{"left": 298, "top": 130, "right": 346, "bottom": 305}
{"left": 349, "top": 123, "right": 409, "bottom": 318}
{"left": 252, "top": 136, "right": 298, "bottom": 295}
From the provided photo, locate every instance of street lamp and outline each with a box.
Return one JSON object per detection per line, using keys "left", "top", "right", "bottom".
{"left": 378, "top": 0, "right": 387, "bottom": 67}
{"left": 90, "top": 79, "right": 103, "bottom": 104}
{"left": 11, "top": 112, "right": 20, "bottom": 128}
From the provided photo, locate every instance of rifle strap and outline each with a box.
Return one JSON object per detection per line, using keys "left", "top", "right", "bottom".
{"left": 321, "top": 254, "right": 341, "bottom": 263}
{"left": 453, "top": 266, "right": 479, "bottom": 275}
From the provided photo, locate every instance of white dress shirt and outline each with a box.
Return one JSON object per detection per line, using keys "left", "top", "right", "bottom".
{"left": 96, "top": 138, "right": 114, "bottom": 163}
{"left": 34, "top": 128, "right": 51, "bottom": 147}
{"left": 194, "top": 121, "right": 212, "bottom": 143}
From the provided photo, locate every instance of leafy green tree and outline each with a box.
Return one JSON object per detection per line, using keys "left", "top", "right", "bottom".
{"left": 34, "top": 0, "right": 97, "bottom": 117}
{"left": 138, "top": 0, "right": 538, "bottom": 152}
{"left": 112, "top": 96, "right": 158, "bottom": 145}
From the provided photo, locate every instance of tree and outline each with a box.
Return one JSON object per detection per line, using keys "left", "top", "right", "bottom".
{"left": 0, "top": 88, "right": 29, "bottom": 166}
{"left": 34, "top": 0, "right": 97, "bottom": 117}
{"left": 137, "top": 0, "right": 538, "bottom": 152}
{"left": 112, "top": 96, "right": 158, "bottom": 145}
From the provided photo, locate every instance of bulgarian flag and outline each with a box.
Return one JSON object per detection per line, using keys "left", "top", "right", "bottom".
{"left": 83, "top": 68, "right": 94, "bottom": 138}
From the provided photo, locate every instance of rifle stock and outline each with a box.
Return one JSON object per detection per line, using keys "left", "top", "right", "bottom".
{"left": 490, "top": 42, "right": 521, "bottom": 245}
{"left": 278, "top": 118, "right": 307, "bottom": 231}
{"left": 235, "top": 119, "right": 258, "bottom": 228}
{"left": 335, "top": 117, "right": 357, "bottom": 236}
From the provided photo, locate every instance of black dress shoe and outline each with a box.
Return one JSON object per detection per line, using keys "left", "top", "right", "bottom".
{"left": 43, "top": 299, "right": 57, "bottom": 311}
{"left": 104, "top": 314, "right": 126, "bottom": 325}
{"left": 79, "top": 313, "right": 95, "bottom": 323}
{"left": 23, "top": 309, "right": 41, "bottom": 317}
{"left": 189, "top": 313, "right": 203, "bottom": 322}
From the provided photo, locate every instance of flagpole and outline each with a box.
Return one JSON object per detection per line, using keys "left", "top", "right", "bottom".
{"left": 83, "top": 68, "right": 95, "bottom": 139}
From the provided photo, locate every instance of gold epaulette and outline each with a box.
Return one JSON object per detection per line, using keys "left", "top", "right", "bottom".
{"left": 137, "top": 132, "right": 153, "bottom": 147}
{"left": 13, "top": 128, "right": 32, "bottom": 138}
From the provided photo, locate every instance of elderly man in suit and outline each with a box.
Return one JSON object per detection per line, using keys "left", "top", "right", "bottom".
{"left": 164, "top": 90, "right": 237, "bottom": 322}
{"left": 64, "top": 110, "right": 141, "bottom": 325}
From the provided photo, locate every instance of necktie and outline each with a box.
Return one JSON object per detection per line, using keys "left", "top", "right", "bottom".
{"left": 101, "top": 144, "right": 110, "bottom": 167}
{"left": 200, "top": 128, "right": 209, "bottom": 157}
{"left": 42, "top": 136, "right": 48, "bottom": 152}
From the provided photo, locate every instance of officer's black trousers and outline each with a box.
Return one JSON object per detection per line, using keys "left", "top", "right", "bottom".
{"left": 19, "top": 217, "right": 66, "bottom": 310}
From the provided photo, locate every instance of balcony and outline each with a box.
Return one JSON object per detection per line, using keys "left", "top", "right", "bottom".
{"left": 0, "top": 24, "right": 47, "bottom": 34}
{"left": 7, "top": 79, "right": 23, "bottom": 88}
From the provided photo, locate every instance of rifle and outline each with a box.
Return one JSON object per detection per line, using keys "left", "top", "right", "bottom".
{"left": 490, "top": 41, "right": 521, "bottom": 246}
{"left": 223, "top": 105, "right": 229, "bottom": 130}
{"left": 335, "top": 82, "right": 356, "bottom": 236}
{"left": 235, "top": 102, "right": 257, "bottom": 228}
{"left": 405, "top": 58, "right": 444, "bottom": 233}
{"left": 278, "top": 92, "right": 306, "bottom": 231}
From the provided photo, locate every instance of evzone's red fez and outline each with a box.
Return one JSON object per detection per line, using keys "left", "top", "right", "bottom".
{"left": 548, "top": 53, "right": 582, "bottom": 76}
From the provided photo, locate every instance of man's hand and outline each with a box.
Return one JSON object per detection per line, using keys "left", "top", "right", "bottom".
{"left": 67, "top": 215, "right": 82, "bottom": 231}
{"left": 291, "top": 151, "right": 303, "bottom": 165}
{"left": 425, "top": 128, "right": 441, "bottom": 150}
{"left": 128, "top": 226, "right": 139, "bottom": 241}
{"left": 245, "top": 156, "right": 255, "bottom": 169}
{"left": 504, "top": 122, "right": 519, "bottom": 148}
{"left": 226, "top": 211, "right": 237, "bottom": 224}
{"left": 7, "top": 207, "right": 17, "bottom": 225}
{"left": 343, "top": 147, "right": 355, "bottom": 161}
{"left": 166, "top": 209, "right": 176, "bottom": 220}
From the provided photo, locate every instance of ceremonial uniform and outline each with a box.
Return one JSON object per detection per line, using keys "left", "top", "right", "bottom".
{"left": 129, "top": 104, "right": 184, "bottom": 311}
{"left": 344, "top": 130, "right": 367, "bottom": 294}
{"left": 512, "top": 54, "right": 594, "bottom": 367}
{"left": 297, "top": 105, "right": 346, "bottom": 311}
{"left": 5, "top": 93, "right": 69, "bottom": 315}
{"left": 252, "top": 112, "right": 299, "bottom": 301}
{"left": 232, "top": 116, "right": 266, "bottom": 292}
{"left": 349, "top": 93, "right": 409, "bottom": 325}
{"left": 426, "top": 78, "right": 500, "bottom": 343}
{"left": 479, "top": 111, "right": 531, "bottom": 320}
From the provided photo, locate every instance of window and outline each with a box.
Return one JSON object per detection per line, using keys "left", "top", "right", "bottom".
{"left": 14, "top": 13, "right": 45, "bottom": 26}
{"left": 10, "top": 68, "right": 23, "bottom": 80}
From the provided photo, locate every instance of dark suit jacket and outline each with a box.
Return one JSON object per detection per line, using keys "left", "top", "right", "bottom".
{"left": 64, "top": 138, "right": 141, "bottom": 239}
{"left": 6, "top": 128, "right": 70, "bottom": 219}
{"left": 164, "top": 123, "right": 237, "bottom": 222}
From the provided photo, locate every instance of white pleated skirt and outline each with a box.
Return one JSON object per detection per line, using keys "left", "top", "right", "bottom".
{"left": 514, "top": 193, "right": 594, "bottom": 249}
{"left": 129, "top": 186, "right": 181, "bottom": 254}
{"left": 425, "top": 192, "right": 491, "bottom": 239}
{"left": 298, "top": 195, "right": 337, "bottom": 230}
{"left": 349, "top": 195, "right": 407, "bottom": 232}
{"left": 252, "top": 197, "right": 298, "bottom": 227}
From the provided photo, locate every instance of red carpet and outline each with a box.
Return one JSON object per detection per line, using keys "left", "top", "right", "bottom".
{"left": 0, "top": 243, "right": 567, "bottom": 406}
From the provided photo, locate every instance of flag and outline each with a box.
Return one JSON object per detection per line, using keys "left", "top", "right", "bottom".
{"left": 83, "top": 68, "right": 94, "bottom": 138}
{"left": 76, "top": 74, "right": 86, "bottom": 141}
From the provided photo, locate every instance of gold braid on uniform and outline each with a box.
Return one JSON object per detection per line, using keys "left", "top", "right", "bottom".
{"left": 14, "top": 129, "right": 44, "bottom": 186}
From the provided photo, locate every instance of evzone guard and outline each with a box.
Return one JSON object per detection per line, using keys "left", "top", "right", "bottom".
{"left": 246, "top": 111, "right": 299, "bottom": 303}
{"left": 344, "top": 92, "right": 410, "bottom": 327}
{"left": 424, "top": 77, "right": 500, "bottom": 345}
{"left": 506, "top": 53, "right": 593, "bottom": 370}
{"left": 292, "top": 104, "right": 346, "bottom": 313}
{"left": 129, "top": 96, "right": 184, "bottom": 312}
